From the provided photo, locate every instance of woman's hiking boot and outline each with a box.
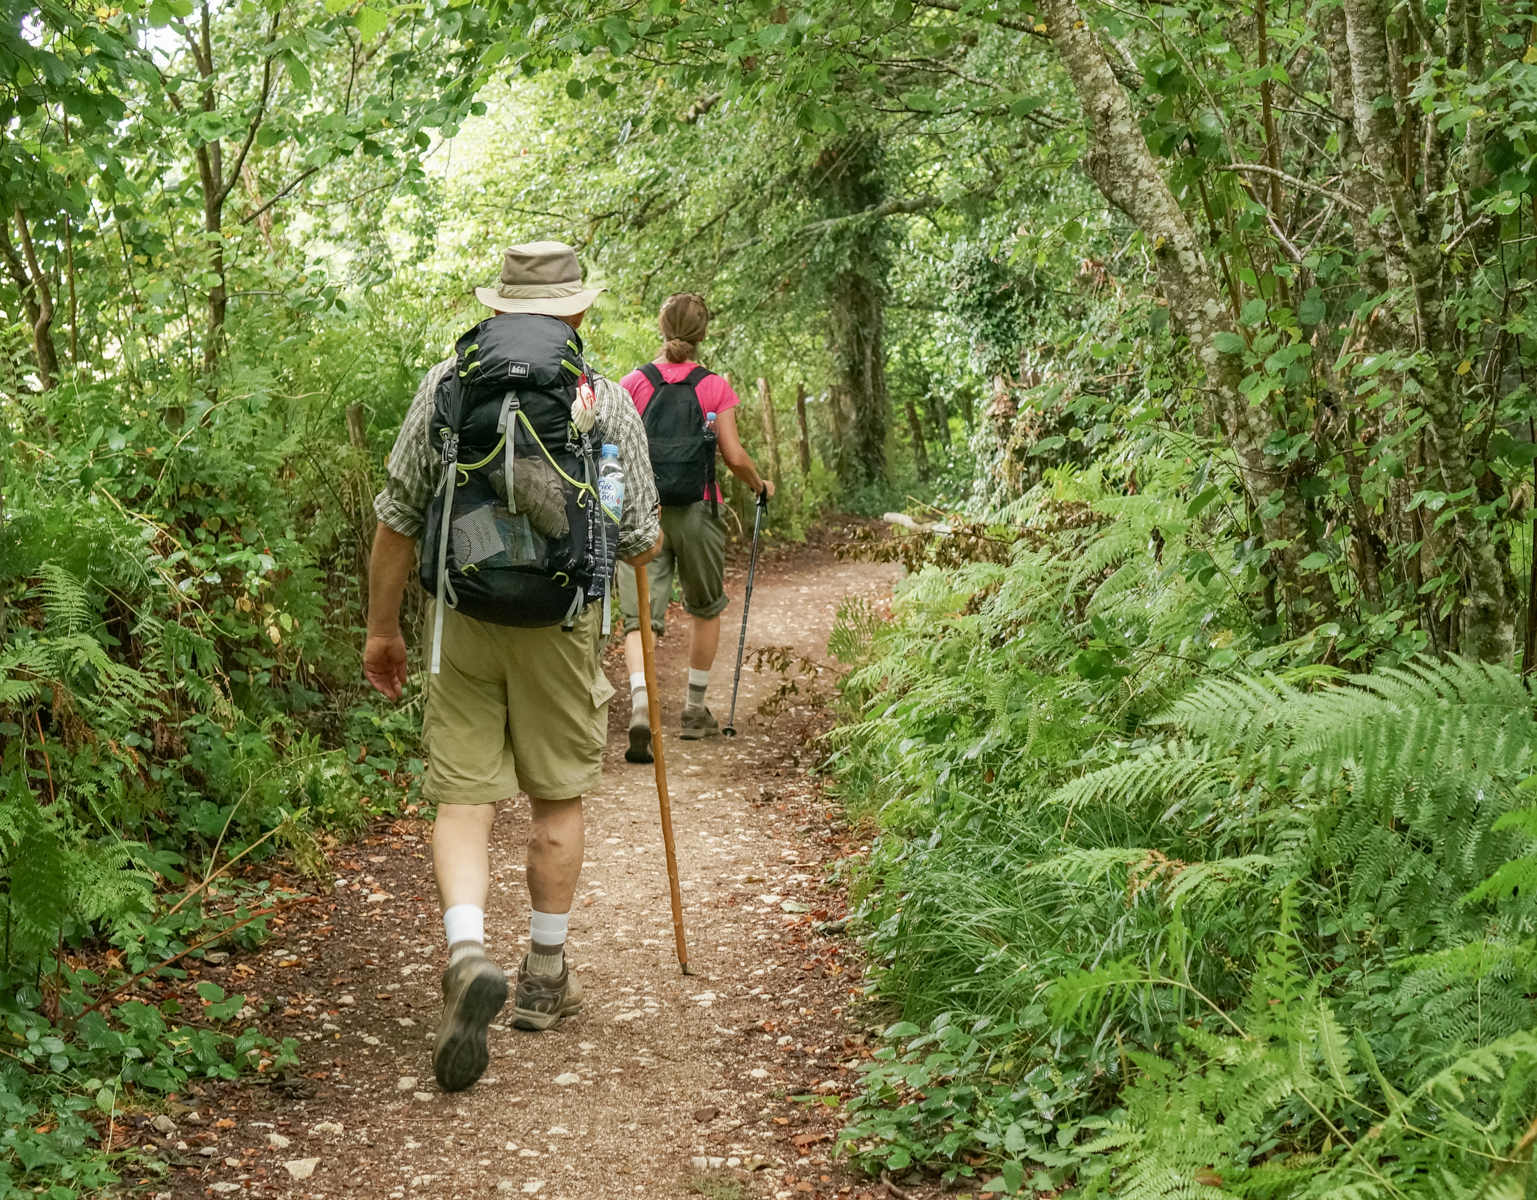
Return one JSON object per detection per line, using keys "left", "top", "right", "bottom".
{"left": 432, "top": 953, "right": 508, "bottom": 1093}
{"left": 680, "top": 704, "right": 719, "bottom": 739}
{"left": 510, "top": 954, "right": 584, "bottom": 1031}
{"left": 626, "top": 706, "right": 653, "bottom": 763}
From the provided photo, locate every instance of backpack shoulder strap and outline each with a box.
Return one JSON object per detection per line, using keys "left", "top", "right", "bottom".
{"left": 681, "top": 366, "right": 712, "bottom": 387}
{"left": 637, "top": 363, "right": 666, "bottom": 390}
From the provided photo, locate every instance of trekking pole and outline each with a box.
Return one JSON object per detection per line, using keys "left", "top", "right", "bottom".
{"left": 633, "top": 566, "right": 693, "bottom": 975}
{"left": 722, "top": 488, "right": 769, "bottom": 738}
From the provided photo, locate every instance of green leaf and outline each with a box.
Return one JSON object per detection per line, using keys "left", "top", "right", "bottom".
{"left": 883, "top": 1021, "right": 921, "bottom": 1038}
{"left": 1240, "top": 297, "right": 1267, "bottom": 326}
{"left": 196, "top": 982, "right": 226, "bottom": 1003}
{"left": 282, "top": 50, "right": 312, "bottom": 93}
{"left": 566, "top": 77, "right": 586, "bottom": 99}
{"left": 1212, "top": 331, "right": 1247, "bottom": 354}
{"left": 1187, "top": 485, "right": 1223, "bottom": 518}
{"left": 1298, "top": 552, "right": 1331, "bottom": 570}
{"left": 354, "top": 5, "right": 387, "bottom": 38}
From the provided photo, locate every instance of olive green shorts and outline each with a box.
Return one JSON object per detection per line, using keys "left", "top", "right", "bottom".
{"left": 617, "top": 501, "right": 729, "bottom": 635}
{"left": 423, "top": 602, "right": 615, "bottom": 804}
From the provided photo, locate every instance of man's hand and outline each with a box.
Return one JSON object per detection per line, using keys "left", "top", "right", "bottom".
{"left": 365, "top": 631, "right": 409, "bottom": 701}
{"left": 759, "top": 480, "right": 776, "bottom": 499}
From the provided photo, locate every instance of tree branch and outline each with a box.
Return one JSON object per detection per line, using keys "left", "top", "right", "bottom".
{"left": 725, "top": 195, "right": 942, "bottom": 257}
{"left": 1209, "top": 163, "right": 1369, "bottom": 217}
{"left": 216, "top": 11, "right": 283, "bottom": 212}
{"left": 910, "top": 0, "right": 1049, "bottom": 39}
{"left": 238, "top": 166, "right": 319, "bottom": 225}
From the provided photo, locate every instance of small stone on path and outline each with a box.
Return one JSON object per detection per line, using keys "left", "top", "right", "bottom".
{"left": 397, "top": 1075, "right": 418, "bottom": 1091}
{"left": 552, "top": 1072, "right": 580, "bottom": 1085}
{"left": 283, "top": 1157, "right": 321, "bottom": 1180}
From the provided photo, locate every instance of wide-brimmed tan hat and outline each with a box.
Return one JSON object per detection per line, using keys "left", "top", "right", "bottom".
{"left": 474, "top": 241, "right": 604, "bottom": 317}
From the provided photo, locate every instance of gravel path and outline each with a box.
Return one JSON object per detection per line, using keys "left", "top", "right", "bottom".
{"left": 155, "top": 532, "right": 903, "bottom": 1200}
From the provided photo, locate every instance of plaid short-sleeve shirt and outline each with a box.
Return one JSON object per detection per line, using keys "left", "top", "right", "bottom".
{"left": 373, "top": 357, "right": 661, "bottom": 561}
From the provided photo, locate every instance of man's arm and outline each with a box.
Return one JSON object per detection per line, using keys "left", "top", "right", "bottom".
{"left": 625, "top": 532, "right": 662, "bottom": 567}
{"left": 364, "top": 523, "right": 416, "bottom": 701}
{"left": 714, "top": 408, "right": 774, "bottom": 498}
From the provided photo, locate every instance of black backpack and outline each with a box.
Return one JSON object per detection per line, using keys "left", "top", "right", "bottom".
{"left": 637, "top": 363, "right": 717, "bottom": 509}
{"left": 420, "top": 314, "right": 617, "bottom": 671}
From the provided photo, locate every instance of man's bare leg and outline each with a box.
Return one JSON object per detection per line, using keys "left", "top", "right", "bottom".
{"left": 513, "top": 797, "right": 587, "bottom": 1030}
{"left": 431, "top": 802, "right": 507, "bottom": 1092}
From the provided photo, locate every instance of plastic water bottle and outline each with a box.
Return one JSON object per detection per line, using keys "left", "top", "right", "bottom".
{"left": 704, "top": 412, "right": 718, "bottom": 516}
{"left": 598, "top": 443, "right": 624, "bottom": 520}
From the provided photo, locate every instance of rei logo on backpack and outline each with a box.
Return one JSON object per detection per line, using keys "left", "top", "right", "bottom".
{"left": 638, "top": 363, "right": 717, "bottom": 509}
{"left": 420, "top": 314, "right": 620, "bottom": 673}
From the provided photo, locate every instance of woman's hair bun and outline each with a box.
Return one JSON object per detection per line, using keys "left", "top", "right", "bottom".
{"left": 659, "top": 293, "right": 709, "bottom": 363}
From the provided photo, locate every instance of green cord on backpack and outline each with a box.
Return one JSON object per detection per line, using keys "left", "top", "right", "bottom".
{"left": 421, "top": 314, "right": 618, "bottom": 674}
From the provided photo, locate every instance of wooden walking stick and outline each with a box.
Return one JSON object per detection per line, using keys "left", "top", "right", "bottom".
{"left": 633, "top": 566, "right": 693, "bottom": 975}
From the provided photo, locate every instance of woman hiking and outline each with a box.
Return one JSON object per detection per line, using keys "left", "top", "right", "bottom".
{"left": 616, "top": 292, "right": 775, "bottom": 763}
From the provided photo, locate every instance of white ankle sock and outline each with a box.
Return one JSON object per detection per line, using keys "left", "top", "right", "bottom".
{"left": 630, "top": 671, "right": 647, "bottom": 713}
{"left": 527, "top": 909, "right": 570, "bottom": 975}
{"left": 687, "top": 667, "right": 710, "bottom": 709}
{"left": 443, "top": 904, "right": 485, "bottom": 965}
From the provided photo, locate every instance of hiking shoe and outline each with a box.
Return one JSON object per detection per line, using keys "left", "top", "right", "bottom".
{"left": 511, "top": 955, "right": 584, "bottom": 1032}
{"left": 626, "top": 706, "right": 654, "bottom": 764}
{"left": 680, "top": 704, "right": 719, "bottom": 739}
{"left": 432, "top": 953, "right": 508, "bottom": 1093}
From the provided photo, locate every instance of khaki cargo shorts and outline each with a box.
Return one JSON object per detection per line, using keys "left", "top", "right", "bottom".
{"left": 617, "top": 500, "right": 729, "bottom": 635}
{"left": 423, "top": 602, "right": 615, "bottom": 804}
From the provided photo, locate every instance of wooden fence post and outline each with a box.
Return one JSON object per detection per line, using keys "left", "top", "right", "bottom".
{"left": 757, "top": 377, "right": 782, "bottom": 483}
{"left": 346, "top": 404, "right": 368, "bottom": 452}
{"left": 795, "top": 383, "right": 811, "bottom": 475}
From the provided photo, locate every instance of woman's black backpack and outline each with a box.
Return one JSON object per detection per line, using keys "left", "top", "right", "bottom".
{"left": 637, "top": 363, "right": 717, "bottom": 509}
{"left": 420, "top": 314, "right": 618, "bottom": 673}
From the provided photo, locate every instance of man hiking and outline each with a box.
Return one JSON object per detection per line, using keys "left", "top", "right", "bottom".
{"left": 616, "top": 292, "right": 774, "bottom": 763}
{"left": 363, "top": 242, "right": 660, "bottom": 1094}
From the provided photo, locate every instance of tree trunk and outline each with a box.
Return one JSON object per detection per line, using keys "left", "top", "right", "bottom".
{"left": 817, "top": 134, "right": 891, "bottom": 487}
{"left": 182, "top": 3, "right": 279, "bottom": 376}
{"left": 794, "top": 382, "right": 812, "bottom": 475}
{"left": 0, "top": 209, "right": 58, "bottom": 390}
{"left": 756, "top": 377, "right": 782, "bottom": 483}
{"left": 1041, "top": 0, "right": 1329, "bottom": 628}
{"left": 926, "top": 387, "right": 951, "bottom": 448}
{"left": 905, "top": 398, "right": 930, "bottom": 479}
{"left": 1336, "top": 0, "right": 1513, "bottom": 659}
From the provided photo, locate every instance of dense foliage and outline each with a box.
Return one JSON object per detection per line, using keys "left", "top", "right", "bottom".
{"left": 830, "top": 467, "right": 1537, "bottom": 1193}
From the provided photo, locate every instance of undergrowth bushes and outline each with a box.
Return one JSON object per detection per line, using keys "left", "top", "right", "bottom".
{"left": 0, "top": 292, "right": 456, "bottom": 1197}
{"left": 830, "top": 460, "right": 1537, "bottom": 1197}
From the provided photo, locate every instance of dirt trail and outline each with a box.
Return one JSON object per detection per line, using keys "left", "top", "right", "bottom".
{"left": 158, "top": 533, "right": 903, "bottom": 1200}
